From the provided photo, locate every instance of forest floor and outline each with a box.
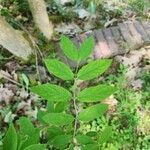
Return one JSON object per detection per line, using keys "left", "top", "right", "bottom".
{"left": 0, "top": 0, "right": 150, "bottom": 149}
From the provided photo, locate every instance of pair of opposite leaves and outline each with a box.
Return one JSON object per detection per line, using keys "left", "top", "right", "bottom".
{"left": 44, "top": 35, "right": 112, "bottom": 81}
{"left": 30, "top": 36, "right": 117, "bottom": 123}
{"left": 31, "top": 35, "right": 116, "bottom": 102}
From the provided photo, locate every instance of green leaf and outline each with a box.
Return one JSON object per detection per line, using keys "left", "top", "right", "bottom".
{"left": 44, "top": 59, "right": 74, "bottom": 80}
{"left": 47, "top": 101, "right": 55, "bottom": 113}
{"left": 24, "top": 144, "right": 46, "bottom": 150}
{"left": 47, "top": 126, "right": 64, "bottom": 140}
{"left": 17, "top": 133, "right": 22, "bottom": 150}
{"left": 3, "top": 124, "right": 17, "bottom": 150}
{"left": 18, "top": 129, "right": 40, "bottom": 150}
{"left": 78, "top": 104, "right": 108, "bottom": 122}
{"left": 78, "top": 85, "right": 117, "bottom": 102}
{"left": 76, "top": 135, "right": 94, "bottom": 145}
{"left": 19, "top": 117, "right": 35, "bottom": 136}
{"left": 86, "top": 131, "right": 97, "bottom": 137}
{"left": 31, "top": 83, "right": 72, "bottom": 102}
{"left": 54, "top": 102, "right": 68, "bottom": 113}
{"left": 60, "top": 35, "right": 78, "bottom": 61}
{"left": 50, "top": 134, "right": 72, "bottom": 148}
{"left": 42, "top": 113, "right": 74, "bottom": 126}
{"left": 98, "top": 126, "right": 112, "bottom": 144}
{"left": 79, "top": 36, "right": 94, "bottom": 61}
{"left": 82, "top": 144, "right": 98, "bottom": 150}
{"left": 77, "top": 59, "right": 112, "bottom": 80}
{"left": 37, "top": 110, "right": 47, "bottom": 124}
{"left": 82, "top": 144, "right": 99, "bottom": 150}
{"left": 21, "top": 73, "right": 29, "bottom": 87}
{"left": 88, "top": 1, "right": 96, "bottom": 14}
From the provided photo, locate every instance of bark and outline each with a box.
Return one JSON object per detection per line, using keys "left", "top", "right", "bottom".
{"left": 28, "top": 0, "right": 53, "bottom": 40}
{"left": 0, "top": 16, "right": 33, "bottom": 61}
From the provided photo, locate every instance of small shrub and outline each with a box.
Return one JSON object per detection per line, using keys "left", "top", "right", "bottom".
{"left": 2, "top": 35, "right": 117, "bottom": 150}
{"left": 129, "top": 0, "right": 148, "bottom": 13}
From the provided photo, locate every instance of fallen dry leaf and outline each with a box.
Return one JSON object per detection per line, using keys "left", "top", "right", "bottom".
{"left": 137, "top": 108, "right": 150, "bottom": 135}
{"left": 0, "top": 85, "right": 14, "bottom": 105}
{"left": 55, "top": 23, "right": 81, "bottom": 36}
{"left": 131, "top": 79, "right": 143, "bottom": 90}
{"left": 102, "top": 95, "right": 118, "bottom": 113}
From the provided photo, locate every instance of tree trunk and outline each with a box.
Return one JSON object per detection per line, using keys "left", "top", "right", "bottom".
{"left": 0, "top": 16, "right": 33, "bottom": 61}
{"left": 28, "top": 0, "right": 53, "bottom": 40}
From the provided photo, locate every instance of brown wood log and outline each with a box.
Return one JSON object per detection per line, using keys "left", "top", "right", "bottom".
{"left": 28, "top": 0, "right": 53, "bottom": 40}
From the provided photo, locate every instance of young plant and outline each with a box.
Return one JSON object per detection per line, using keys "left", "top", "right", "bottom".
{"left": 2, "top": 35, "right": 117, "bottom": 150}
{"left": 31, "top": 35, "right": 117, "bottom": 149}
{"left": 2, "top": 119, "right": 46, "bottom": 150}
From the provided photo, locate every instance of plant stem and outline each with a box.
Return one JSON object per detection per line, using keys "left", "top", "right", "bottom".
{"left": 73, "top": 62, "right": 80, "bottom": 138}
{"left": 0, "top": 71, "right": 24, "bottom": 87}
{"left": 73, "top": 78, "right": 78, "bottom": 138}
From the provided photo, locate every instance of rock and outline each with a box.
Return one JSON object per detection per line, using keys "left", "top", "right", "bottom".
{"left": 5, "top": 61, "right": 20, "bottom": 72}
{"left": 75, "top": 9, "right": 90, "bottom": 19}
{"left": 131, "top": 79, "right": 143, "bottom": 90}
{"left": 58, "top": 0, "right": 74, "bottom": 5}
{"left": 0, "top": 16, "right": 33, "bottom": 61}
{"left": 0, "top": 85, "right": 14, "bottom": 105}
{"left": 55, "top": 23, "right": 81, "bottom": 36}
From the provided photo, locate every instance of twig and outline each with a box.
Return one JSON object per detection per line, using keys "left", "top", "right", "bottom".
{"left": 0, "top": 72, "right": 24, "bottom": 87}
{"left": 73, "top": 61, "right": 80, "bottom": 138}
{"left": 35, "top": 47, "right": 42, "bottom": 82}
{"left": 0, "top": 52, "right": 15, "bottom": 60}
{"left": 6, "top": 16, "right": 44, "bottom": 81}
{"left": 73, "top": 78, "right": 78, "bottom": 138}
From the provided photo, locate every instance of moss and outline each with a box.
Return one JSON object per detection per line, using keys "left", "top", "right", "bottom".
{"left": 0, "top": 48, "right": 12, "bottom": 68}
{"left": 61, "top": 11, "right": 78, "bottom": 22}
{"left": 49, "top": 15, "right": 64, "bottom": 24}
{"left": 26, "top": 53, "right": 36, "bottom": 64}
{"left": 39, "top": 41, "right": 56, "bottom": 57}
{"left": 93, "top": 19, "right": 104, "bottom": 29}
{"left": 49, "top": 11, "right": 77, "bottom": 24}
{"left": 13, "top": 0, "right": 30, "bottom": 14}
